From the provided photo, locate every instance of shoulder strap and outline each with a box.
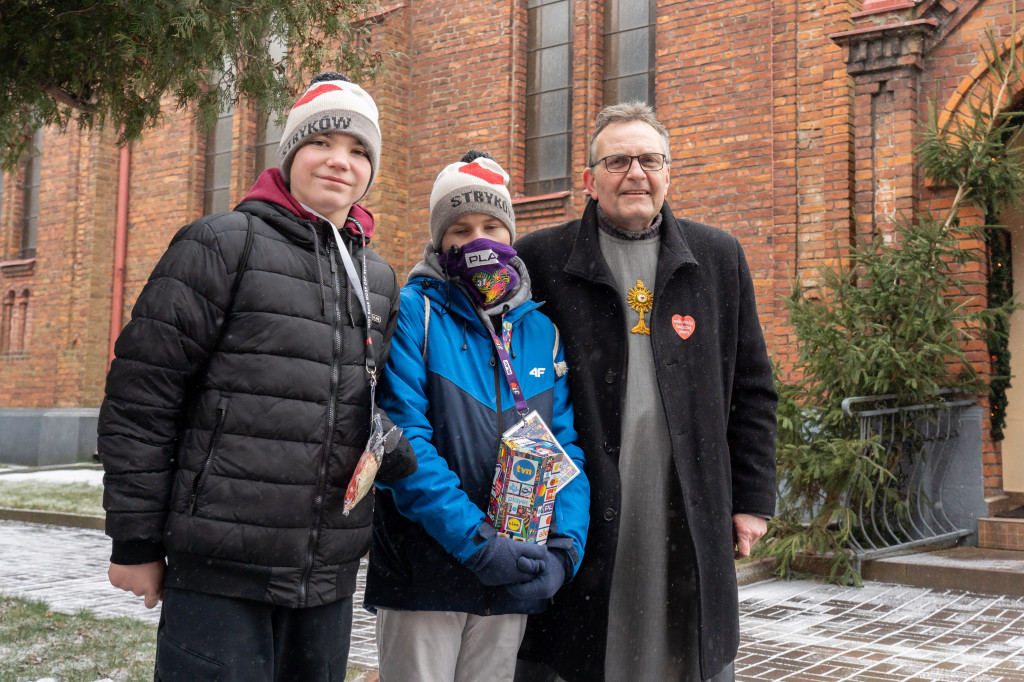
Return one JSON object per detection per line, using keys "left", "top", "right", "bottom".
{"left": 422, "top": 294, "right": 431, "bottom": 362}
{"left": 552, "top": 323, "right": 568, "bottom": 377}
{"left": 210, "top": 213, "right": 255, "bottom": 352}
{"left": 227, "top": 213, "right": 256, "bottom": 307}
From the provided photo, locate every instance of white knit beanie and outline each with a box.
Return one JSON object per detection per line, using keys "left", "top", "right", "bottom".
{"left": 428, "top": 152, "right": 516, "bottom": 250}
{"left": 277, "top": 72, "right": 381, "bottom": 197}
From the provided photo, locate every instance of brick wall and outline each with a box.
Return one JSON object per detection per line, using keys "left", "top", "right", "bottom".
{"left": 1, "top": 0, "right": 1021, "bottom": 491}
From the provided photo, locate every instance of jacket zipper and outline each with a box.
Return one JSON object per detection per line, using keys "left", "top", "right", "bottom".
{"left": 188, "top": 395, "right": 229, "bottom": 515}
{"left": 484, "top": 347, "right": 504, "bottom": 617}
{"left": 300, "top": 241, "right": 343, "bottom": 606}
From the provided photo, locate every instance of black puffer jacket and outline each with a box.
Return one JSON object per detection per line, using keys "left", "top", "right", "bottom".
{"left": 99, "top": 179, "right": 401, "bottom": 608}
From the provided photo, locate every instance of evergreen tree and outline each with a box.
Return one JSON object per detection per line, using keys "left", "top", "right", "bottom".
{"left": 0, "top": 0, "right": 384, "bottom": 169}
{"left": 759, "top": 27, "right": 1024, "bottom": 585}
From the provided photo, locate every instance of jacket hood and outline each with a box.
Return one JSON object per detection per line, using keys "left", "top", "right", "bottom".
{"left": 241, "top": 168, "right": 376, "bottom": 239}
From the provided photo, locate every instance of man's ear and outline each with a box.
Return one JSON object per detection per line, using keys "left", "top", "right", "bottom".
{"left": 583, "top": 166, "right": 596, "bottom": 199}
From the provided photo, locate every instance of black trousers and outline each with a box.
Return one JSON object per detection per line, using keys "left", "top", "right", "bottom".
{"left": 154, "top": 587, "right": 353, "bottom": 682}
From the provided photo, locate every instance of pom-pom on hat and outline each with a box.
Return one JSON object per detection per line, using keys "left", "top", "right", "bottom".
{"left": 429, "top": 150, "right": 516, "bottom": 251}
{"left": 277, "top": 72, "right": 381, "bottom": 198}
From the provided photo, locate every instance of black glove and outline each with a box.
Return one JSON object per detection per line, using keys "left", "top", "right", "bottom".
{"left": 463, "top": 523, "right": 545, "bottom": 586}
{"left": 505, "top": 547, "right": 569, "bottom": 601}
{"left": 376, "top": 425, "right": 417, "bottom": 484}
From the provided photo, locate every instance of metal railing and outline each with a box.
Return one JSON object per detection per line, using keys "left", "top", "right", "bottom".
{"left": 841, "top": 391, "right": 976, "bottom": 564}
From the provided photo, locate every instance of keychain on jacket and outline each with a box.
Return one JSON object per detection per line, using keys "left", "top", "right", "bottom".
{"left": 323, "top": 216, "right": 401, "bottom": 515}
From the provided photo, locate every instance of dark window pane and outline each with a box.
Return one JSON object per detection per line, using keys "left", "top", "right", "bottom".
{"left": 605, "top": 0, "right": 649, "bottom": 32}
{"left": 606, "top": 28, "right": 649, "bottom": 80}
{"left": 537, "top": 133, "right": 568, "bottom": 181}
{"left": 20, "top": 218, "right": 37, "bottom": 258}
{"left": 214, "top": 153, "right": 232, "bottom": 187}
{"left": 539, "top": 45, "right": 569, "bottom": 91}
{"left": 618, "top": 28, "right": 649, "bottom": 75}
{"left": 527, "top": 91, "right": 569, "bottom": 137}
{"left": 527, "top": 6, "right": 541, "bottom": 52}
{"left": 604, "top": 74, "right": 650, "bottom": 105}
{"left": 215, "top": 115, "right": 234, "bottom": 153}
{"left": 255, "top": 112, "right": 285, "bottom": 178}
{"left": 539, "top": 1, "right": 569, "bottom": 47}
{"left": 210, "top": 189, "right": 230, "bottom": 214}
{"left": 525, "top": 137, "right": 542, "bottom": 182}
{"left": 526, "top": 49, "right": 542, "bottom": 95}
{"left": 618, "top": 0, "right": 648, "bottom": 31}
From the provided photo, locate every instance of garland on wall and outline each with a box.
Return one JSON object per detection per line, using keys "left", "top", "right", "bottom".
{"left": 987, "top": 222, "right": 1013, "bottom": 441}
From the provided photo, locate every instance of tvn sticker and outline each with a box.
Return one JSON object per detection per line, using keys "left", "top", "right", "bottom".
{"left": 512, "top": 457, "right": 538, "bottom": 484}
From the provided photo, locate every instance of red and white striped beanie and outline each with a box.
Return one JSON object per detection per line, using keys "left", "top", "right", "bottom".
{"left": 277, "top": 72, "right": 381, "bottom": 198}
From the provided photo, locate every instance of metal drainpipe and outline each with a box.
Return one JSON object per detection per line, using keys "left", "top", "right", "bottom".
{"left": 108, "top": 143, "right": 131, "bottom": 367}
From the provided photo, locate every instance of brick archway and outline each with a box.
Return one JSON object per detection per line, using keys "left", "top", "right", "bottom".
{"left": 936, "top": 27, "right": 1024, "bottom": 132}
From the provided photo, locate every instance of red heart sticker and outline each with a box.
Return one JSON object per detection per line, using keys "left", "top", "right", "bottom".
{"left": 672, "top": 314, "right": 695, "bottom": 339}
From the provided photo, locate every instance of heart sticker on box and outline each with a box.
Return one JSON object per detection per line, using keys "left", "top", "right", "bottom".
{"left": 672, "top": 314, "right": 695, "bottom": 340}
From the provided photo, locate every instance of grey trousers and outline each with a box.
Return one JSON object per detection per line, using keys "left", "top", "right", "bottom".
{"left": 376, "top": 608, "right": 528, "bottom": 682}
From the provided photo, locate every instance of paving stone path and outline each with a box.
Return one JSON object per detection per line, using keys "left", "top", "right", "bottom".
{"left": 4, "top": 519, "right": 1024, "bottom": 680}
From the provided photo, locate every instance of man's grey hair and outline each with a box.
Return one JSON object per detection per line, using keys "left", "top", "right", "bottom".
{"left": 587, "top": 102, "right": 671, "bottom": 167}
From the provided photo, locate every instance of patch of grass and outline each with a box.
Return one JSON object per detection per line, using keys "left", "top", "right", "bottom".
{"left": 0, "top": 593, "right": 156, "bottom": 681}
{"left": 0, "top": 594, "right": 374, "bottom": 681}
{"left": 0, "top": 481, "right": 104, "bottom": 516}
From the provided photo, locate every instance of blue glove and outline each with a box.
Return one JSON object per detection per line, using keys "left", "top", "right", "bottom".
{"left": 463, "top": 524, "right": 546, "bottom": 586}
{"left": 505, "top": 547, "right": 569, "bottom": 601}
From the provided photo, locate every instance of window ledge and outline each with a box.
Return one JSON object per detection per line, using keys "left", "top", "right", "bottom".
{"left": 512, "top": 191, "right": 571, "bottom": 207}
{"left": 512, "top": 191, "right": 572, "bottom": 220}
{"left": 0, "top": 258, "right": 36, "bottom": 277}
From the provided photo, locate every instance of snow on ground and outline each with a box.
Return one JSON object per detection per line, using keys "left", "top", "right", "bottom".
{"left": 0, "top": 467, "right": 104, "bottom": 487}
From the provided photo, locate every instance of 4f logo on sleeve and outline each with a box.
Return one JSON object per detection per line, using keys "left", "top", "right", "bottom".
{"left": 529, "top": 367, "right": 546, "bottom": 378}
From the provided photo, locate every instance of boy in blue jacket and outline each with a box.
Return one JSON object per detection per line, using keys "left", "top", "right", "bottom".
{"left": 365, "top": 151, "right": 590, "bottom": 681}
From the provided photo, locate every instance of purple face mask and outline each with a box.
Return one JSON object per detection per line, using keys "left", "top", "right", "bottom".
{"left": 438, "top": 237, "right": 520, "bottom": 309}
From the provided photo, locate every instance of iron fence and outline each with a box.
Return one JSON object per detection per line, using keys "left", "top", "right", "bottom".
{"left": 841, "top": 391, "right": 976, "bottom": 565}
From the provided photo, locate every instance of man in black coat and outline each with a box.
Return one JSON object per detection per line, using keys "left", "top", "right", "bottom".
{"left": 514, "top": 103, "right": 777, "bottom": 682}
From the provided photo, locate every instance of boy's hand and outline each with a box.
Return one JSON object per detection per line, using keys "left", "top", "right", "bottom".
{"left": 108, "top": 561, "right": 165, "bottom": 609}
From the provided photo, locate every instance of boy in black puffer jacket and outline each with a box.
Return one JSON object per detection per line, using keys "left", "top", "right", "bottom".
{"left": 98, "top": 72, "right": 415, "bottom": 681}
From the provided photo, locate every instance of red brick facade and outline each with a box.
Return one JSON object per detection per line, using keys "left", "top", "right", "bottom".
{"left": 1, "top": 0, "right": 1021, "bottom": 492}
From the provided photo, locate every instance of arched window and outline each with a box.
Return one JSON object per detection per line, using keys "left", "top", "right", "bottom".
{"left": 0, "top": 290, "right": 14, "bottom": 353}
{"left": 15, "top": 288, "right": 30, "bottom": 352}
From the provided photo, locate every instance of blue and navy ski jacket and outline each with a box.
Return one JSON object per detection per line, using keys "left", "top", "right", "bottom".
{"left": 365, "top": 274, "right": 590, "bottom": 616}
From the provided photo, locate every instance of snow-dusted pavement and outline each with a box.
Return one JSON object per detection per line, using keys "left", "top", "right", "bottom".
{"left": 738, "top": 579, "right": 1024, "bottom": 680}
{"left": 3, "top": 519, "right": 1024, "bottom": 680}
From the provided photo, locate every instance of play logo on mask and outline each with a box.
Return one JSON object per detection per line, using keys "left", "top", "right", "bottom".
{"left": 465, "top": 248, "right": 500, "bottom": 268}
{"left": 439, "top": 237, "right": 520, "bottom": 309}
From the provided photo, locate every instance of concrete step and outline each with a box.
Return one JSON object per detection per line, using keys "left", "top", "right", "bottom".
{"left": 862, "top": 546, "right": 1024, "bottom": 597}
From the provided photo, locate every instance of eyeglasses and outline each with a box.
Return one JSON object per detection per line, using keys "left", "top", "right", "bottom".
{"left": 593, "top": 153, "right": 667, "bottom": 173}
